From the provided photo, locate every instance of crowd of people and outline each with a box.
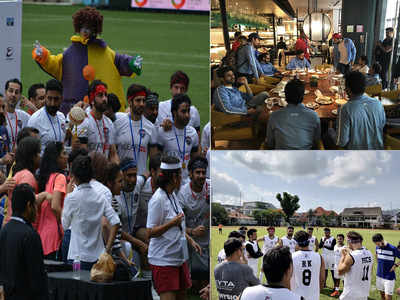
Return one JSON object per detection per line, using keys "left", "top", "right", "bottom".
{"left": 215, "top": 226, "right": 400, "bottom": 300}
{"left": 0, "top": 71, "right": 211, "bottom": 300}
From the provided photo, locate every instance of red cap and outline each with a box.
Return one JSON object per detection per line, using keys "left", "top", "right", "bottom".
{"left": 332, "top": 33, "right": 342, "bottom": 40}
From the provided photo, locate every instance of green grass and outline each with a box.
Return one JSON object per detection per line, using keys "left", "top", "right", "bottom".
{"left": 21, "top": 4, "right": 209, "bottom": 128}
{"left": 211, "top": 226, "right": 400, "bottom": 300}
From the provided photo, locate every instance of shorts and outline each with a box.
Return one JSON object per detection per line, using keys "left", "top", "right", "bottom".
{"left": 150, "top": 262, "right": 192, "bottom": 294}
{"left": 334, "top": 267, "right": 344, "bottom": 280}
{"left": 322, "top": 254, "right": 335, "bottom": 270}
{"left": 376, "top": 276, "right": 395, "bottom": 295}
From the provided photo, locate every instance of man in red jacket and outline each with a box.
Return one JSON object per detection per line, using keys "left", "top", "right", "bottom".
{"left": 295, "top": 30, "right": 312, "bottom": 62}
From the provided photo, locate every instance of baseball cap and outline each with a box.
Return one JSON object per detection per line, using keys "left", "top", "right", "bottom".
{"left": 248, "top": 33, "right": 262, "bottom": 40}
{"left": 332, "top": 33, "right": 342, "bottom": 40}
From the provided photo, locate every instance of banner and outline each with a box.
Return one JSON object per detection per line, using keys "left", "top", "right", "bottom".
{"left": 0, "top": 1, "right": 22, "bottom": 95}
{"left": 131, "top": 0, "right": 209, "bottom": 11}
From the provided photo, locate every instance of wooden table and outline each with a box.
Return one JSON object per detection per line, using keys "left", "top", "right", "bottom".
{"left": 267, "top": 72, "right": 344, "bottom": 120}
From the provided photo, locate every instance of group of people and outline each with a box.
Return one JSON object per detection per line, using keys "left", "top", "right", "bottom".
{"left": 0, "top": 71, "right": 211, "bottom": 300}
{"left": 215, "top": 226, "right": 400, "bottom": 300}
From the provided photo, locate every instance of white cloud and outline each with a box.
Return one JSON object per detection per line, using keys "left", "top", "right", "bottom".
{"left": 211, "top": 172, "right": 242, "bottom": 198}
{"left": 319, "top": 152, "right": 391, "bottom": 188}
{"left": 225, "top": 151, "right": 327, "bottom": 181}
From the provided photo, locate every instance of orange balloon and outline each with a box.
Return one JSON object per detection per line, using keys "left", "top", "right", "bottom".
{"left": 83, "top": 64, "right": 95, "bottom": 81}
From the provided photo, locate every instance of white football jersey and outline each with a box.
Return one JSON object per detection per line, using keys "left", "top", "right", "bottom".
{"left": 321, "top": 236, "right": 335, "bottom": 256}
{"left": 241, "top": 284, "right": 302, "bottom": 300}
{"left": 334, "top": 244, "right": 346, "bottom": 267}
{"left": 262, "top": 235, "right": 279, "bottom": 254}
{"left": 5, "top": 109, "right": 30, "bottom": 150}
{"left": 245, "top": 240, "right": 261, "bottom": 276}
{"left": 340, "top": 247, "right": 373, "bottom": 300}
{"left": 282, "top": 236, "right": 297, "bottom": 253}
{"left": 308, "top": 236, "right": 316, "bottom": 251}
{"left": 291, "top": 250, "right": 321, "bottom": 300}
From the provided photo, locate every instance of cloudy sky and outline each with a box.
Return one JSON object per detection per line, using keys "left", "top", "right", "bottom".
{"left": 211, "top": 151, "right": 399, "bottom": 213}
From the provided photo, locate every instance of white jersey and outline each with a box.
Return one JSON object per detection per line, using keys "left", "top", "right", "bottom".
{"left": 291, "top": 250, "right": 321, "bottom": 300}
{"left": 5, "top": 109, "right": 30, "bottom": 150}
{"left": 321, "top": 236, "right": 335, "bottom": 256}
{"left": 308, "top": 236, "right": 317, "bottom": 251}
{"left": 77, "top": 113, "right": 114, "bottom": 158}
{"left": 282, "top": 236, "right": 297, "bottom": 253}
{"left": 113, "top": 114, "right": 158, "bottom": 175}
{"left": 241, "top": 284, "right": 302, "bottom": 300}
{"left": 156, "top": 99, "right": 200, "bottom": 129}
{"left": 217, "top": 248, "right": 226, "bottom": 263}
{"left": 201, "top": 122, "right": 210, "bottom": 151}
{"left": 157, "top": 125, "right": 199, "bottom": 184}
{"left": 27, "top": 107, "right": 66, "bottom": 153}
{"left": 245, "top": 240, "right": 261, "bottom": 276}
{"left": 262, "top": 235, "right": 279, "bottom": 254}
{"left": 340, "top": 247, "right": 373, "bottom": 300}
{"left": 135, "top": 176, "right": 154, "bottom": 228}
{"left": 116, "top": 176, "right": 146, "bottom": 234}
{"left": 334, "top": 244, "right": 346, "bottom": 267}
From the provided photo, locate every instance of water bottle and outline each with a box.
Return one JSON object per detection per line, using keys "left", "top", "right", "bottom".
{"left": 72, "top": 255, "right": 81, "bottom": 279}
{"left": 34, "top": 40, "right": 42, "bottom": 57}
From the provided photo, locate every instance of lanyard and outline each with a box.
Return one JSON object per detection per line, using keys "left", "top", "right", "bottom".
{"left": 6, "top": 112, "right": 18, "bottom": 147}
{"left": 190, "top": 182, "right": 208, "bottom": 200}
{"left": 45, "top": 108, "right": 61, "bottom": 142}
{"left": 166, "top": 191, "right": 182, "bottom": 232}
{"left": 90, "top": 111, "right": 107, "bottom": 153}
{"left": 173, "top": 126, "right": 186, "bottom": 164}
{"left": 128, "top": 114, "right": 143, "bottom": 163}
{"left": 10, "top": 216, "right": 26, "bottom": 223}
{"left": 122, "top": 191, "right": 134, "bottom": 233}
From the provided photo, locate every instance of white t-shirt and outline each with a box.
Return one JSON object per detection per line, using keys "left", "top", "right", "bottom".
{"left": 147, "top": 188, "right": 188, "bottom": 266}
{"left": 157, "top": 125, "right": 199, "bottom": 184}
{"left": 136, "top": 176, "right": 154, "bottom": 228}
{"left": 321, "top": 237, "right": 335, "bottom": 256}
{"left": 340, "top": 248, "right": 373, "bottom": 300}
{"left": 113, "top": 114, "right": 158, "bottom": 175}
{"left": 282, "top": 236, "right": 297, "bottom": 253}
{"left": 156, "top": 99, "right": 201, "bottom": 129}
{"left": 201, "top": 122, "right": 210, "bottom": 151}
{"left": 291, "top": 250, "right": 321, "bottom": 300}
{"left": 241, "top": 284, "right": 302, "bottom": 300}
{"left": 308, "top": 236, "right": 317, "bottom": 251}
{"left": 77, "top": 113, "right": 114, "bottom": 158}
{"left": 27, "top": 107, "right": 66, "bottom": 152}
{"left": 217, "top": 248, "right": 226, "bottom": 263}
{"left": 116, "top": 176, "right": 146, "bottom": 234}
{"left": 334, "top": 244, "right": 346, "bottom": 268}
{"left": 262, "top": 235, "right": 278, "bottom": 254}
{"left": 5, "top": 109, "right": 30, "bottom": 150}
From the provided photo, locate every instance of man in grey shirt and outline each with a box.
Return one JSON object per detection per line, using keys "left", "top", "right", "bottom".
{"left": 214, "top": 238, "right": 259, "bottom": 300}
{"left": 236, "top": 33, "right": 264, "bottom": 83}
{"left": 266, "top": 79, "right": 321, "bottom": 149}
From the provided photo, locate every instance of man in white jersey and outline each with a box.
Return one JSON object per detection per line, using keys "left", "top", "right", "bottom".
{"left": 338, "top": 231, "right": 373, "bottom": 300}
{"left": 245, "top": 228, "right": 263, "bottom": 277}
{"left": 291, "top": 230, "right": 325, "bottom": 300}
{"left": 257, "top": 226, "right": 280, "bottom": 282}
{"left": 156, "top": 71, "right": 201, "bottom": 132}
{"left": 3, "top": 79, "right": 30, "bottom": 152}
{"left": 28, "top": 79, "right": 66, "bottom": 153}
{"left": 279, "top": 226, "right": 297, "bottom": 253}
{"left": 157, "top": 94, "right": 199, "bottom": 185}
{"left": 178, "top": 156, "right": 210, "bottom": 292}
{"left": 217, "top": 231, "right": 246, "bottom": 264}
{"left": 307, "top": 227, "right": 318, "bottom": 252}
{"left": 77, "top": 80, "right": 118, "bottom": 162}
{"left": 241, "top": 246, "right": 304, "bottom": 300}
{"left": 319, "top": 227, "right": 336, "bottom": 288}
{"left": 113, "top": 84, "right": 159, "bottom": 175}
{"left": 332, "top": 234, "right": 346, "bottom": 297}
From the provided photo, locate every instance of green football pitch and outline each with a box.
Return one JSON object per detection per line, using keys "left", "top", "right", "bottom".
{"left": 211, "top": 226, "right": 400, "bottom": 300}
{"left": 20, "top": 4, "right": 209, "bottom": 128}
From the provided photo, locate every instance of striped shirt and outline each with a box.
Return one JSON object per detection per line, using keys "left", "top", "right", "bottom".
{"left": 111, "top": 196, "right": 123, "bottom": 253}
{"left": 376, "top": 243, "right": 400, "bottom": 280}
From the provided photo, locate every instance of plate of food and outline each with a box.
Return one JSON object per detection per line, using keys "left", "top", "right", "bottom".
{"left": 305, "top": 102, "right": 320, "bottom": 110}
{"left": 304, "top": 89, "right": 310, "bottom": 94}
{"left": 335, "top": 98, "right": 347, "bottom": 105}
{"left": 331, "top": 109, "right": 338, "bottom": 115}
{"left": 329, "top": 86, "right": 339, "bottom": 93}
{"left": 315, "top": 96, "right": 333, "bottom": 105}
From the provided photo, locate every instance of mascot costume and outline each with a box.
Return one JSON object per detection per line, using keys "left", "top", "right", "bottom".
{"left": 32, "top": 7, "right": 142, "bottom": 114}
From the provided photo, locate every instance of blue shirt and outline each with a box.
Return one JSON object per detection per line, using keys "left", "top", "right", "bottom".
{"left": 213, "top": 85, "right": 252, "bottom": 114}
{"left": 236, "top": 44, "right": 263, "bottom": 79}
{"left": 266, "top": 103, "right": 321, "bottom": 149}
{"left": 260, "top": 62, "right": 278, "bottom": 76}
{"left": 336, "top": 94, "right": 386, "bottom": 149}
{"left": 365, "top": 74, "right": 381, "bottom": 86}
{"left": 286, "top": 57, "right": 311, "bottom": 70}
{"left": 333, "top": 38, "right": 357, "bottom": 67}
{"left": 376, "top": 243, "right": 400, "bottom": 280}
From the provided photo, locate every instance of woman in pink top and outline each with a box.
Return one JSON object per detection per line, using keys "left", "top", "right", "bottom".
{"left": 5, "top": 136, "right": 41, "bottom": 224}
{"left": 37, "top": 141, "right": 68, "bottom": 259}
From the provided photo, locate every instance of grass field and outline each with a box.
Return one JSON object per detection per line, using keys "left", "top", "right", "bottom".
{"left": 211, "top": 226, "right": 400, "bottom": 300}
{"left": 21, "top": 4, "right": 209, "bottom": 128}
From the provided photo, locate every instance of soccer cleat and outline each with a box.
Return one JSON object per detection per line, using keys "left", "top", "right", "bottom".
{"left": 330, "top": 290, "right": 340, "bottom": 297}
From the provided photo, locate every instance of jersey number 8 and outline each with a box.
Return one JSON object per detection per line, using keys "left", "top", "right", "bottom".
{"left": 302, "top": 269, "right": 312, "bottom": 286}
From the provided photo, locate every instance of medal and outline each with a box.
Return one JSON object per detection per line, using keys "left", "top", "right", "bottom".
{"left": 182, "top": 162, "right": 186, "bottom": 169}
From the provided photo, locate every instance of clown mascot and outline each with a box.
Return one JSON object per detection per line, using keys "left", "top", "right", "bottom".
{"left": 32, "top": 7, "right": 142, "bottom": 114}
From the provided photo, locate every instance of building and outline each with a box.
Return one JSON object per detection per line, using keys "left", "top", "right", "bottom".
{"left": 228, "top": 210, "right": 257, "bottom": 225}
{"left": 242, "top": 201, "right": 276, "bottom": 216}
{"left": 221, "top": 203, "right": 242, "bottom": 214}
{"left": 341, "top": 207, "right": 384, "bottom": 228}
{"left": 293, "top": 207, "right": 339, "bottom": 226}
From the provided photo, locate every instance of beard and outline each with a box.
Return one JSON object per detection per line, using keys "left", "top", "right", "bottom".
{"left": 94, "top": 102, "right": 107, "bottom": 113}
{"left": 46, "top": 105, "right": 59, "bottom": 115}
